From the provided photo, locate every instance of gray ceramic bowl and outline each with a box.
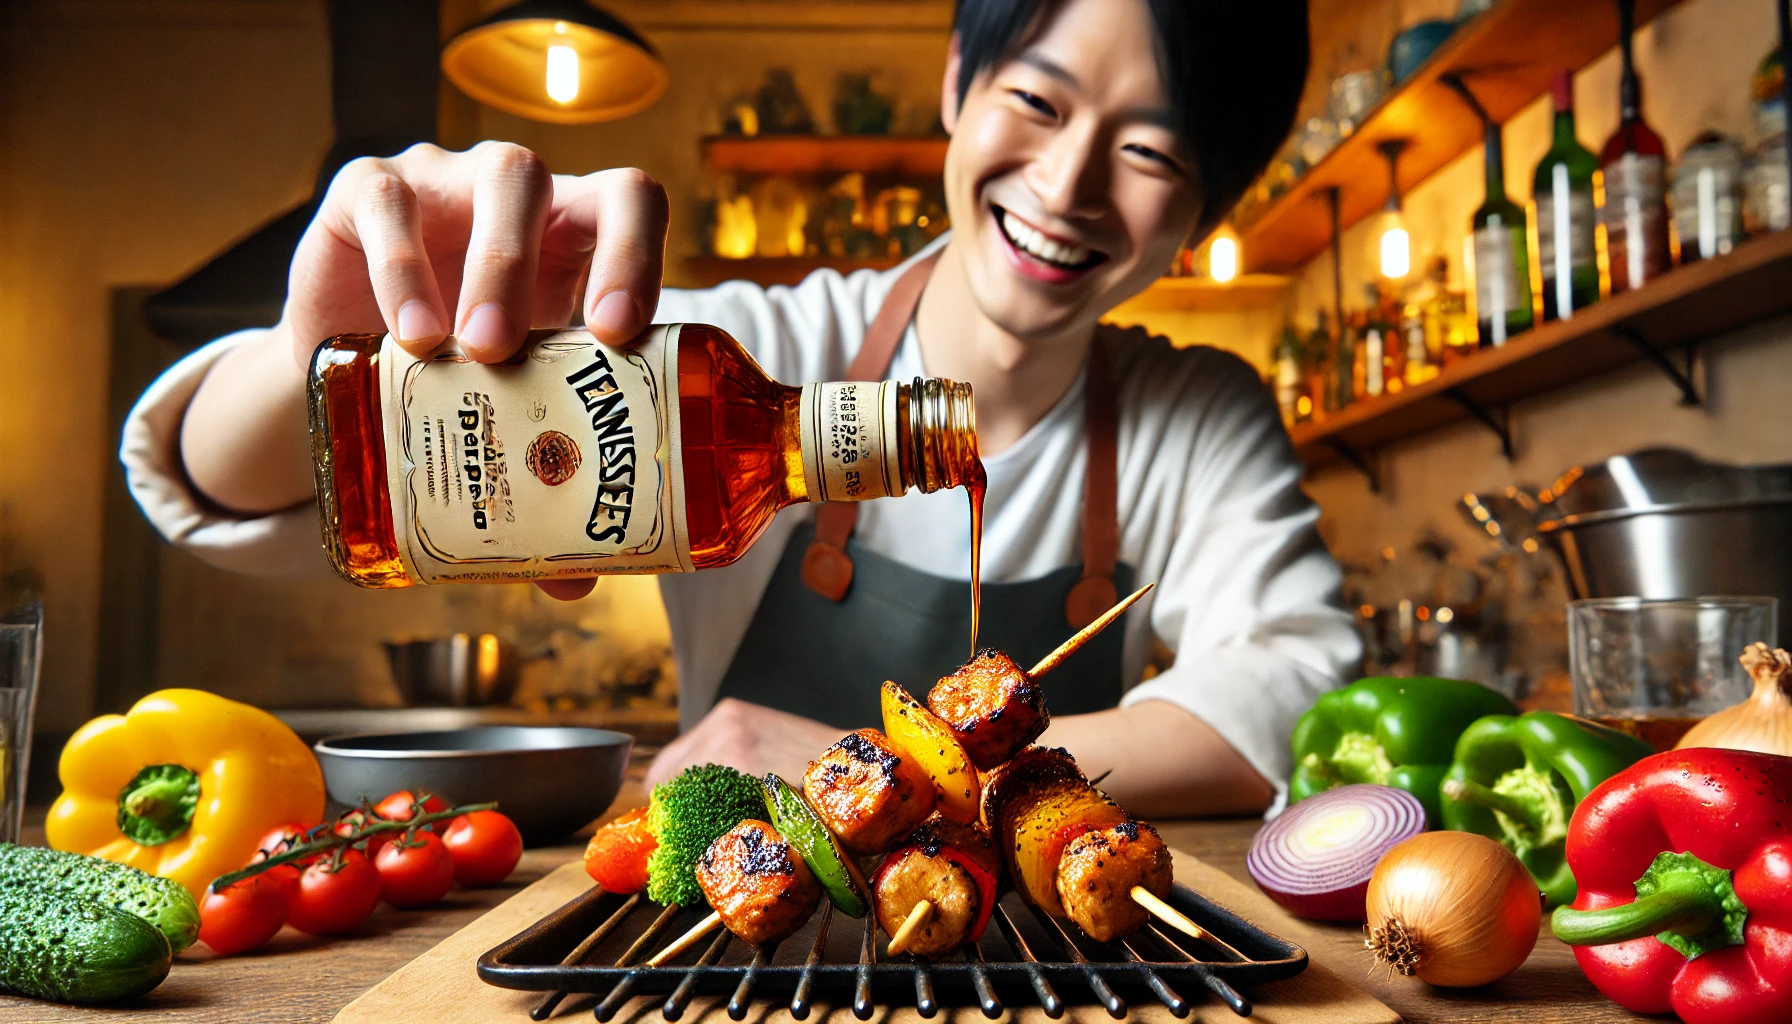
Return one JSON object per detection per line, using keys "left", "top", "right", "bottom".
{"left": 313, "top": 726, "right": 632, "bottom": 846}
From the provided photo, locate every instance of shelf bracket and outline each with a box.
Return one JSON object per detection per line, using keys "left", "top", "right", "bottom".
{"left": 1325, "top": 440, "right": 1381, "bottom": 493}
{"left": 1611, "top": 323, "right": 1701, "bottom": 406}
{"left": 1445, "top": 388, "right": 1514, "bottom": 459}
{"left": 1440, "top": 73, "right": 1491, "bottom": 127}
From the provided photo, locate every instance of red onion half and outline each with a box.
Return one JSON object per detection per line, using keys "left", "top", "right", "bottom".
{"left": 1248, "top": 784, "right": 1427, "bottom": 923}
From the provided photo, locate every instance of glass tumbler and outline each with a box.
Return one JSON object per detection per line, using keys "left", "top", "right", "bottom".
{"left": 0, "top": 604, "right": 43, "bottom": 844}
{"left": 1568, "top": 596, "right": 1777, "bottom": 751}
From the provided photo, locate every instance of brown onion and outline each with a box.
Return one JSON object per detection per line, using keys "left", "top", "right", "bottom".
{"left": 1364, "top": 831, "right": 1539, "bottom": 987}
{"left": 1676, "top": 644, "right": 1792, "bottom": 756}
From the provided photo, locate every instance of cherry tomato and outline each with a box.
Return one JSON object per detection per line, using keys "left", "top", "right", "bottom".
{"left": 199, "top": 874, "right": 288, "bottom": 956}
{"left": 583, "top": 806, "right": 656, "bottom": 894}
{"left": 374, "top": 831, "right": 457, "bottom": 908}
{"left": 375, "top": 790, "right": 451, "bottom": 833}
{"left": 442, "top": 810, "right": 524, "bottom": 886}
{"left": 287, "top": 850, "right": 382, "bottom": 936}
{"left": 253, "top": 821, "right": 321, "bottom": 903}
{"left": 335, "top": 810, "right": 395, "bottom": 858}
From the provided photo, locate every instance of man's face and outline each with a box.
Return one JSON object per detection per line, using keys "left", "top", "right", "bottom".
{"left": 941, "top": 0, "right": 1205, "bottom": 343}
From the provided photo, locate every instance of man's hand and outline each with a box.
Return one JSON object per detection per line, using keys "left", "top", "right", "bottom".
{"left": 179, "top": 143, "right": 670, "bottom": 602}
{"left": 645, "top": 699, "right": 846, "bottom": 791}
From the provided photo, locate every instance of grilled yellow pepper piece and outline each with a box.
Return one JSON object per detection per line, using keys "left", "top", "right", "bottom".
{"left": 45, "top": 689, "right": 324, "bottom": 899}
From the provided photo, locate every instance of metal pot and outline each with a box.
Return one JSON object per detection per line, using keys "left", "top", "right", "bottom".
{"left": 382, "top": 634, "right": 520, "bottom": 707}
{"left": 1537, "top": 449, "right": 1792, "bottom": 642}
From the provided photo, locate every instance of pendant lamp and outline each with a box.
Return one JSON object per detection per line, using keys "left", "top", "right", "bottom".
{"left": 441, "top": 0, "right": 668, "bottom": 124}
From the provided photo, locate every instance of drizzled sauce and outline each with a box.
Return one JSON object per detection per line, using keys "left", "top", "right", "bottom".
{"left": 967, "top": 460, "right": 986, "bottom": 656}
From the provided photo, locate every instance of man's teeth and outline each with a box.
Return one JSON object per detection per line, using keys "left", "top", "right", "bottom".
{"left": 999, "top": 211, "right": 1092, "bottom": 268}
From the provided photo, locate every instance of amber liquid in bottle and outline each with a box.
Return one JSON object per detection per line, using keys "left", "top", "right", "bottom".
{"left": 308, "top": 326, "right": 984, "bottom": 631}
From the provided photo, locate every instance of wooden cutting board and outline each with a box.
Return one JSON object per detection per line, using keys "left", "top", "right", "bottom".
{"left": 333, "top": 850, "right": 1399, "bottom": 1024}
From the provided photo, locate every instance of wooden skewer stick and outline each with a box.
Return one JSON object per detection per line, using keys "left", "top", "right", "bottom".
{"left": 646, "top": 910, "right": 723, "bottom": 967}
{"left": 1131, "top": 886, "right": 1210, "bottom": 942}
{"left": 1029, "top": 583, "right": 1155, "bottom": 678}
{"left": 883, "top": 899, "right": 934, "bottom": 958}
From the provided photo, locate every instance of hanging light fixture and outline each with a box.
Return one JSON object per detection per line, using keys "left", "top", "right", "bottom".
{"left": 1205, "top": 223, "right": 1242, "bottom": 283}
{"left": 1367, "top": 139, "right": 1411, "bottom": 280}
{"left": 441, "top": 0, "right": 668, "bottom": 125}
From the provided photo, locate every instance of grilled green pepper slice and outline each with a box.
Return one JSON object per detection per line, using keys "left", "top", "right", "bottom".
{"left": 762, "top": 774, "right": 869, "bottom": 917}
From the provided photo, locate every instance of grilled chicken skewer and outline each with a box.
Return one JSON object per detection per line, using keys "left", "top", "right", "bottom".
{"left": 872, "top": 817, "right": 1000, "bottom": 958}
{"left": 802, "top": 729, "right": 937, "bottom": 856}
{"left": 648, "top": 820, "right": 822, "bottom": 964}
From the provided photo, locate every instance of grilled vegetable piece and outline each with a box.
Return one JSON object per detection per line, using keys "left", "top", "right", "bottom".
{"left": 880, "top": 681, "right": 981, "bottom": 823}
{"left": 1056, "top": 821, "right": 1173, "bottom": 942}
{"left": 694, "top": 820, "right": 821, "bottom": 946}
{"left": 0, "top": 888, "right": 172, "bottom": 1003}
{"left": 584, "top": 807, "right": 657, "bottom": 895}
{"left": 978, "top": 744, "right": 1086, "bottom": 834}
{"left": 871, "top": 818, "right": 1000, "bottom": 958}
{"left": 762, "top": 774, "right": 869, "bottom": 917}
{"left": 983, "top": 747, "right": 1136, "bottom": 917}
{"left": 802, "top": 729, "right": 936, "bottom": 856}
{"left": 928, "top": 650, "right": 1049, "bottom": 770}
{"left": 0, "top": 843, "right": 198, "bottom": 954}
{"left": 646, "top": 764, "right": 766, "bottom": 907}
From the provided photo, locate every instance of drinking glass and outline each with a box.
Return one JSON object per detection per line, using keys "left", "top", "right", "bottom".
{"left": 1569, "top": 596, "right": 1777, "bottom": 751}
{"left": 0, "top": 604, "right": 43, "bottom": 844}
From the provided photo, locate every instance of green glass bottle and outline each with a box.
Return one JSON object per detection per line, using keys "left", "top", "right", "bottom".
{"left": 1473, "top": 119, "right": 1534, "bottom": 347}
{"left": 1532, "top": 70, "right": 1599, "bottom": 321}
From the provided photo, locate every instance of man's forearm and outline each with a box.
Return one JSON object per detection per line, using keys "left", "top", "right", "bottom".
{"left": 179, "top": 325, "right": 316, "bottom": 515}
{"left": 1038, "top": 700, "right": 1274, "bottom": 819}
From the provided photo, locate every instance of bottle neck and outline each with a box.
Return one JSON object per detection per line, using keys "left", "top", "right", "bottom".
{"left": 795, "top": 377, "right": 979, "bottom": 503}
{"left": 1552, "top": 108, "right": 1578, "bottom": 149}
{"left": 897, "top": 378, "right": 980, "bottom": 495}
{"left": 1484, "top": 124, "right": 1508, "bottom": 203}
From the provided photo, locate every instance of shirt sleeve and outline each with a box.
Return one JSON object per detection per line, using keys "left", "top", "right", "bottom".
{"left": 1117, "top": 346, "right": 1360, "bottom": 810}
{"left": 120, "top": 329, "right": 332, "bottom": 577}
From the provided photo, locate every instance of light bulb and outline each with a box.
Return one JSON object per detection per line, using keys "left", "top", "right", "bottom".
{"left": 1208, "top": 232, "right": 1239, "bottom": 283}
{"left": 546, "top": 45, "right": 580, "bottom": 105}
{"left": 1379, "top": 224, "right": 1410, "bottom": 279}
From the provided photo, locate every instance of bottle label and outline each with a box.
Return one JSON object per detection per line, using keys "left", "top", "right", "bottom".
{"left": 1473, "top": 221, "right": 1523, "bottom": 325}
{"left": 798, "top": 381, "right": 902, "bottom": 502}
{"left": 380, "top": 326, "right": 694, "bottom": 584}
{"left": 1601, "top": 152, "right": 1667, "bottom": 288}
{"left": 1535, "top": 171, "right": 1596, "bottom": 277}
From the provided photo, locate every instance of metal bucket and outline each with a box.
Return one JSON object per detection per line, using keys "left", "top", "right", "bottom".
{"left": 1537, "top": 449, "right": 1792, "bottom": 642}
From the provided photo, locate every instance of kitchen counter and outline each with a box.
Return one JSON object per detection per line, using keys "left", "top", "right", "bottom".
{"left": 0, "top": 801, "right": 1650, "bottom": 1023}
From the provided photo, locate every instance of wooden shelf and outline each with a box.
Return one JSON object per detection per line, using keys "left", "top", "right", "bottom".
{"left": 1236, "top": 0, "right": 1683, "bottom": 273}
{"left": 702, "top": 136, "right": 948, "bottom": 177}
{"left": 683, "top": 255, "right": 904, "bottom": 287}
{"left": 1294, "top": 230, "right": 1792, "bottom": 471}
{"left": 1110, "top": 274, "right": 1293, "bottom": 315}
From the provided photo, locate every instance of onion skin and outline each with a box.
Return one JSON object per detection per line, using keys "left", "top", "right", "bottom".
{"left": 1676, "top": 644, "right": 1792, "bottom": 756}
{"left": 1248, "top": 784, "right": 1427, "bottom": 923}
{"left": 1365, "top": 831, "right": 1540, "bottom": 988}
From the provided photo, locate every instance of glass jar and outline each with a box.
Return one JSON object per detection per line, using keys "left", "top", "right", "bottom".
{"left": 1669, "top": 132, "right": 1744, "bottom": 263}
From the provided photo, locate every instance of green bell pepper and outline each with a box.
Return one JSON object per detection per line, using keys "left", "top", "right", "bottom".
{"left": 1289, "top": 676, "right": 1517, "bottom": 825}
{"left": 1440, "top": 710, "right": 1654, "bottom": 908}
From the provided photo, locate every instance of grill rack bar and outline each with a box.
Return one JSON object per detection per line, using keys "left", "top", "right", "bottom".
{"left": 479, "top": 881, "right": 1307, "bottom": 1021}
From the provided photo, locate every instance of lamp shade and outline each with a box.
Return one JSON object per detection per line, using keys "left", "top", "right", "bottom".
{"left": 441, "top": 0, "right": 668, "bottom": 124}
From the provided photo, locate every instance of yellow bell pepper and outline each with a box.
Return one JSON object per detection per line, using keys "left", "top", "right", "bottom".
{"left": 45, "top": 688, "right": 325, "bottom": 899}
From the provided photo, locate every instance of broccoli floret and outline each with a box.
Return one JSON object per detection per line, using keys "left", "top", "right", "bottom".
{"left": 645, "top": 763, "right": 766, "bottom": 907}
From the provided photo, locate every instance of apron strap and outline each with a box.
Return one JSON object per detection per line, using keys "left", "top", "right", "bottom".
{"left": 800, "top": 251, "right": 1119, "bottom": 628}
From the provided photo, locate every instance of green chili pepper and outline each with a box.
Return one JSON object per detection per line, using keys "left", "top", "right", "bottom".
{"left": 1289, "top": 676, "right": 1517, "bottom": 826}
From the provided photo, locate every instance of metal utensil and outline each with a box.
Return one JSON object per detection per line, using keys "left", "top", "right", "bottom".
{"left": 383, "top": 634, "right": 519, "bottom": 707}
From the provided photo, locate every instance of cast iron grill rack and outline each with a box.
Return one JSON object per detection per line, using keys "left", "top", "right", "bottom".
{"left": 478, "top": 881, "right": 1308, "bottom": 1020}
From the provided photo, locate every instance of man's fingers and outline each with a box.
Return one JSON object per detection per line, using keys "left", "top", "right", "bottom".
{"left": 456, "top": 143, "right": 554, "bottom": 362}
{"left": 536, "top": 578, "right": 597, "bottom": 601}
{"left": 554, "top": 168, "right": 668, "bottom": 347}
{"left": 352, "top": 170, "right": 450, "bottom": 358}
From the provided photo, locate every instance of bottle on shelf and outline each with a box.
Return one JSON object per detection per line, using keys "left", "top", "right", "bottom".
{"left": 1414, "top": 254, "right": 1474, "bottom": 367}
{"left": 1670, "top": 133, "right": 1746, "bottom": 263}
{"left": 1599, "top": 0, "right": 1671, "bottom": 293}
{"left": 1332, "top": 311, "right": 1357, "bottom": 412}
{"left": 1273, "top": 325, "right": 1305, "bottom": 427}
{"left": 1532, "top": 70, "right": 1600, "bottom": 321}
{"left": 1306, "top": 313, "right": 1335, "bottom": 421}
{"left": 1473, "top": 118, "right": 1534, "bottom": 348}
{"left": 307, "top": 326, "right": 981, "bottom": 588}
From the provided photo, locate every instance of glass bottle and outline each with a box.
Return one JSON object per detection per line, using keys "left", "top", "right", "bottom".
{"left": 1599, "top": 0, "right": 1671, "bottom": 293}
{"left": 1474, "top": 119, "right": 1534, "bottom": 347}
{"left": 1532, "top": 70, "right": 1600, "bottom": 321}
{"left": 308, "top": 326, "right": 980, "bottom": 588}
{"left": 1273, "top": 326, "right": 1304, "bottom": 427}
{"left": 1306, "top": 313, "right": 1334, "bottom": 421}
{"left": 1670, "top": 133, "right": 1745, "bottom": 263}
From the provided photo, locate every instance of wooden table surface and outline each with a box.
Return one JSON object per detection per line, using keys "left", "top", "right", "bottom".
{"left": 0, "top": 772, "right": 1650, "bottom": 1024}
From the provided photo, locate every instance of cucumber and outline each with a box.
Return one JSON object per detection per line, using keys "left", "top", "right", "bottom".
{"left": 0, "top": 844, "right": 199, "bottom": 953}
{"left": 0, "top": 889, "right": 171, "bottom": 1003}
{"left": 762, "top": 774, "right": 869, "bottom": 917}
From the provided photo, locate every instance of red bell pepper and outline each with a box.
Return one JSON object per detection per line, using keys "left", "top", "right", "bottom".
{"left": 1550, "top": 748, "right": 1792, "bottom": 1024}
{"left": 872, "top": 843, "right": 1000, "bottom": 944}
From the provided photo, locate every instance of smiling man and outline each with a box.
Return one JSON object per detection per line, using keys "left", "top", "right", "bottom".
{"left": 131, "top": 0, "right": 1357, "bottom": 817}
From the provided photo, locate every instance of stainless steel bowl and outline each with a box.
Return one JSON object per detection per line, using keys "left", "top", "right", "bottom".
{"left": 1537, "top": 448, "right": 1791, "bottom": 643}
{"left": 313, "top": 726, "right": 632, "bottom": 846}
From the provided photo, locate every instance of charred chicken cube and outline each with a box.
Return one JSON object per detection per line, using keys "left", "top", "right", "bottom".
{"left": 872, "top": 819, "right": 1000, "bottom": 958}
{"left": 1056, "top": 820, "right": 1174, "bottom": 943}
{"left": 928, "top": 650, "right": 1049, "bottom": 769}
{"left": 694, "top": 820, "right": 821, "bottom": 946}
{"left": 803, "top": 729, "right": 936, "bottom": 856}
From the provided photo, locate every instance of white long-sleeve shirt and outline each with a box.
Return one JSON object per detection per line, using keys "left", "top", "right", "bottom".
{"left": 121, "top": 241, "right": 1359, "bottom": 801}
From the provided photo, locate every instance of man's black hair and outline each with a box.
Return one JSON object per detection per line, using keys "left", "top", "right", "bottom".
{"left": 953, "top": 0, "right": 1309, "bottom": 234}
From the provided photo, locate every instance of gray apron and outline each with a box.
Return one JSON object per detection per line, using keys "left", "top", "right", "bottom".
{"left": 715, "top": 254, "right": 1134, "bottom": 729}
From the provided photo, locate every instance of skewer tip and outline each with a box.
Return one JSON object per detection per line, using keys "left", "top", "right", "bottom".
{"left": 646, "top": 910, "right": 724, "bottom": 967}
{"left": 1131, "top": 885, "right": 1207, "bottom": 942}
{"left": 884, "top": 899, "right": 934, "bottom": 958}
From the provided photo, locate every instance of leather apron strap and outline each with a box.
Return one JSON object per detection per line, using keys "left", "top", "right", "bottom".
{"left": 800, "top": 252, "right": 1120, "bottom": 628}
